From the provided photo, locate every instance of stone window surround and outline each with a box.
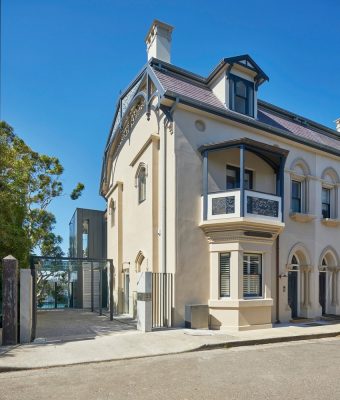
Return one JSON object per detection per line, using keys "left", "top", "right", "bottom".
{"left": 211, "top": 243, "right": 271, "bottom": 306}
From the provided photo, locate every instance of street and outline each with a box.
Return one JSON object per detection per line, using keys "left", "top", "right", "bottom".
{"left": 1, "top": 337, "right": 340, "bottom": 399}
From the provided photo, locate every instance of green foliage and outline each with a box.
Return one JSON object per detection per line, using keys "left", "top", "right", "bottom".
{"left": 0, "top": 121, "right": 85, "bottom": 266}
{"left": 70, "top": 182, "right": 85, "bottom": 200}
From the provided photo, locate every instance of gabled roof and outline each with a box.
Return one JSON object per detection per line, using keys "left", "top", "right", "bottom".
{"left": 149, "top": 59, "right": 340, "bottom": 154}
{"left": 101, "top": 56, "right": 340, "bottom": 196}
{"left": 207, "top": 54, "right": 269, "bottom": 86}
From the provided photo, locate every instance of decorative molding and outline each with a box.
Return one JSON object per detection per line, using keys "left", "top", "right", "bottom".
{"left": 129, "top": 134, "right": 160, "bottom": 167}
{"left": 320, "top": 218, "right": 340, "bottom": 227}
{"left": 199, "top": 218, "right": 284, "bottom": 244}
{"left": 289, "top": 212, "right": 317, "bottom": 223}
{"left": 105, "top": 181, "right": 123, "bottom": 200}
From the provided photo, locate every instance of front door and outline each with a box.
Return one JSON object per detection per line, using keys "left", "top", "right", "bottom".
{"left": 319, "top": 272, "right": 326, "bottom": 315}
{"left": 288, "top": 271, "right": 298, "bottom": 318}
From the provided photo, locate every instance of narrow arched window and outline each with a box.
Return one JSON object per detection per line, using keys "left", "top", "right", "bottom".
{"left": 138, "top": 166, "right": 146, "bottom": 203}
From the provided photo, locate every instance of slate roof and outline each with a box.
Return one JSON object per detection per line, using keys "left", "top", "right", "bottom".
{"left": 153, "top": 68, "right": 226, "bottom": 110}
{"left": 150, "top": 61, "right": 340, "bottom": 154}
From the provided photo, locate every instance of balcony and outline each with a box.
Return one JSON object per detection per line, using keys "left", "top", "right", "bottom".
{"left": 207, "top": 190, "right": 282, "bottom": 222}
{"left": 199, "top": 138, "right": 288, "bottom": 241}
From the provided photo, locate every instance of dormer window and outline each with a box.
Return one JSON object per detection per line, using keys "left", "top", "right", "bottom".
{"left": 229, "top": 74, "right": 254, "bottom": 117}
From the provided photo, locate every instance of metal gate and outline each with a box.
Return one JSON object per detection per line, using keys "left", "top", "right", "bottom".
{"left": 30, "top": 256, "right": 114, "bottom": 341}
{"left": 152, "top": 273, "right": 174, "bottom": 328}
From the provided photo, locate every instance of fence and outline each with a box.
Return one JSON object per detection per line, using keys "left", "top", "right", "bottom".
{"left": 152, "top": 272, "right": 174, "bottom": 328}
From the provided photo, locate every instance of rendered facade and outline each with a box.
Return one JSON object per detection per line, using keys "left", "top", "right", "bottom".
{"left": 100, "top": 20, "right": 340, "bottom": 330}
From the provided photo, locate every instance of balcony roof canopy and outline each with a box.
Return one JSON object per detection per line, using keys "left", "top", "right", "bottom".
{"left": 198, "top": 137, "right": 289, "bottom": 171}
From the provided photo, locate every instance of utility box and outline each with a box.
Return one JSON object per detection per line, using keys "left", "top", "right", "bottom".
{"left": 185, "top": 304, "right": 209, "bottom": 329}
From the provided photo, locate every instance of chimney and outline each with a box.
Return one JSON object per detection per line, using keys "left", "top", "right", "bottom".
{"left": 145, "top": 20, "right": 174, "bottom": 63}
{"left": 335, "top": 118, "right": 340, "bottom": 133}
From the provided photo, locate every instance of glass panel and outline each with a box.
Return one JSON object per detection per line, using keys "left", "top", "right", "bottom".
{"left": 227, "top": 166, "right": 253, "bottom": 190}
{"left": 138, "top": 168, "right": 146, "bottom": 203}
{"left": 322, "top": 203, "right": 330, "bottom": 219}
{"left": 243, "top": 254, "right": 262, "bottom": 297}
{"left": 235, "top": 96, "right": 246, "bottom": 114}
{"left": 247, "top": 85, "right": 254, "bottom": 117}
{"left": 244, "top": 171, "right": 253, "bottom": 190}
{"left": 292, "top": 181, "right": 301, "bottom": 198}
{"left": 220, "top": 253, "right": 230, "bottom": 297}
{"left": 322, "top": 188, "right": 330, "bottom": 203}
{"left": 235, "top": 80, "right": 247, "bottom": 97}
{"left": 291, "top": 181, "right": 302, "bottom": 212}
{"left": 227, "top": 167, "right": 238, "bottom": 189}
{"left": 82, "top": 220, "right": 89, "bottom": 258}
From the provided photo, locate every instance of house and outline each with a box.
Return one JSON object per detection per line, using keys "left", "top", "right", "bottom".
{"left": 100, "top": 20, "right": 340, "bottom": 330}
{"left": 69, "top": 208, "right": 107, "bottom": 309}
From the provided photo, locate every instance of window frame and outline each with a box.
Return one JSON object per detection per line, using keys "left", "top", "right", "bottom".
{"left": 243, "top": 253, "right": 262, "bottom": 298}
{"left": 137, "top": 166, "right": 147, "bottom": 204}
{"left": 321, "top": 187, "right": 331, "bottom": 219}
{"left": 226, "top": 165, "right": 254, "bottom": 190}
{"left": 229, "top": 73, "right": 255, "bottom": 117}
{"left": 82, "top": 219, "right": 89, "bottom": 258}
{"left": 291, "top": 180, "right": 302, "bottom": 213}
{"left": 219, "top": 253, "right": 231, "bottom": 298}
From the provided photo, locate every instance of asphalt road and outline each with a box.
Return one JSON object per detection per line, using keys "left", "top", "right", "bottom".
{"left": 1, "top": 338, "right": 340, "bottom": 400}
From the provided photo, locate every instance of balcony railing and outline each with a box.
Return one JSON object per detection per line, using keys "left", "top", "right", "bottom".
{"left": 206, "top": 190, "right": 282, "bottom": 222}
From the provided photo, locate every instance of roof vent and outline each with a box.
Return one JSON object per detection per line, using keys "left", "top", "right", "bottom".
{"left": 145, "top": 20, "right": 174, "bottom": 63}
{"left": 335, "top": 118, "right": 340, "bottom": 133}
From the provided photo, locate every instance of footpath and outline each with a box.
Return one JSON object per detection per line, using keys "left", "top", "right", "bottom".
{"left": 1, "top": 318, "right": 340, "bottom": 372}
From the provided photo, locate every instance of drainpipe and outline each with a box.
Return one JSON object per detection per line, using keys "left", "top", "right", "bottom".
{"left": 161, "top": 98, "right": 179, "bottom": 273}
{"left": 276, "top": 235, "right": 280, "bottom": 323}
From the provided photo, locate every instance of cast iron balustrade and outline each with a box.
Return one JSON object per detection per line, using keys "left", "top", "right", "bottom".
{"left": 206, "top": 189, "right": 282, "bottom": 222}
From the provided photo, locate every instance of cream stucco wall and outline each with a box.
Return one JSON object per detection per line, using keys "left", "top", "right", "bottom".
{"left": 172, "top": 104, "right": 340, "bottom": 329}
{"left": 106, "top": 106, "right": 163, "bottom": 316}
{"left": 106, "top": 91, "right": 340, "bottom": 330}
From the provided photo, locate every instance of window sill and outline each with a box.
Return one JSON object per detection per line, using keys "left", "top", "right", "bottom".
{"left": 289, "top": 212, "right": 316, "bottom": 223}
{"left": 209, "top": 299, "right": 273, "bottom": 308}
{"left": 320, "top": 218, "right": 340, "bottom": 227}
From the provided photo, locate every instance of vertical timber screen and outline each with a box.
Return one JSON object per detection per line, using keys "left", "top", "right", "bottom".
{"left": 152, "top": 273, "right": 174, "bottom": 328}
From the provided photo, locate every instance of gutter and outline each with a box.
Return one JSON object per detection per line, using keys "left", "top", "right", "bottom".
{"left": 163, "top": 93, "right": 340, "bottom": 158}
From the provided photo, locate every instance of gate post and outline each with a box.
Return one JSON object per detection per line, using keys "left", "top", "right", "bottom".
{"left": 20, "top": 269, "right": 33, "bottom": 343}
{"left": 136, "top": 271, "right": 152, "bottom": 332}
{"left": 1, "top": 255, "right": 19, "bottom": 346}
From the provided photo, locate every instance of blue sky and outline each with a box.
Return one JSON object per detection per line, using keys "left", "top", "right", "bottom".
{"left": 2, "top": 0, "right": 340, "bottom": 255}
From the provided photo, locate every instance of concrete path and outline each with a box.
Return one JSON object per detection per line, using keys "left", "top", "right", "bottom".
{"left": 36, "top": 309, "right": 136, "bottom": 341}
{"left": 1, "top": 317, "right": 340, "bottom": 372}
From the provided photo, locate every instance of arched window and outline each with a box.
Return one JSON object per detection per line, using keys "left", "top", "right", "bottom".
{"left": 321, "top": 168, "right": 340, "bottom": 220}
{"left": 290, "top": 159, "right": 311, "bottom": 214}
{"left": 137, "top": 166, "right": 146, "bottom": 203}
{"left": 135, "top": 251, "right": 145, "bottom": 273}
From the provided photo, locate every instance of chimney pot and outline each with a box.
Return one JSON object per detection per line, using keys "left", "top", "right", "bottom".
{"left": 145, "top": 20, "right": 174, "bottom": 63}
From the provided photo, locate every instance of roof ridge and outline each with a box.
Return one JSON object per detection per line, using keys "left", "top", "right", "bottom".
{"left": 149, "top": 58, "right": 207, "bottom": 83}
{"left": 152, "top": 65, "right": 212, "bottom": 90}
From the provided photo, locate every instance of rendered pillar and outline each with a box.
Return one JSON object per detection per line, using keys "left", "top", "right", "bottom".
{"left": 20, "top": 269, "right": 33, "bottom": 343}
{"left": 2, "top": 255, "right": 18, "bottom": 345}
{"left": 137, "top": 271, "right": 152, "bottom": 332}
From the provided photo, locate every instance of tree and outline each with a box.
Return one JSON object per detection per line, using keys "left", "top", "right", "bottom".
{"left": 0, "top": 121, "right": 84, "bottom": 266}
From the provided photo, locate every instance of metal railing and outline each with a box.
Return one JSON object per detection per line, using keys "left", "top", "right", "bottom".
{"left": 152, "top": 273, "right": 174, "bottom": 328}
{"left": 206, "top": 189, "right": 282, "bottom": 222}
